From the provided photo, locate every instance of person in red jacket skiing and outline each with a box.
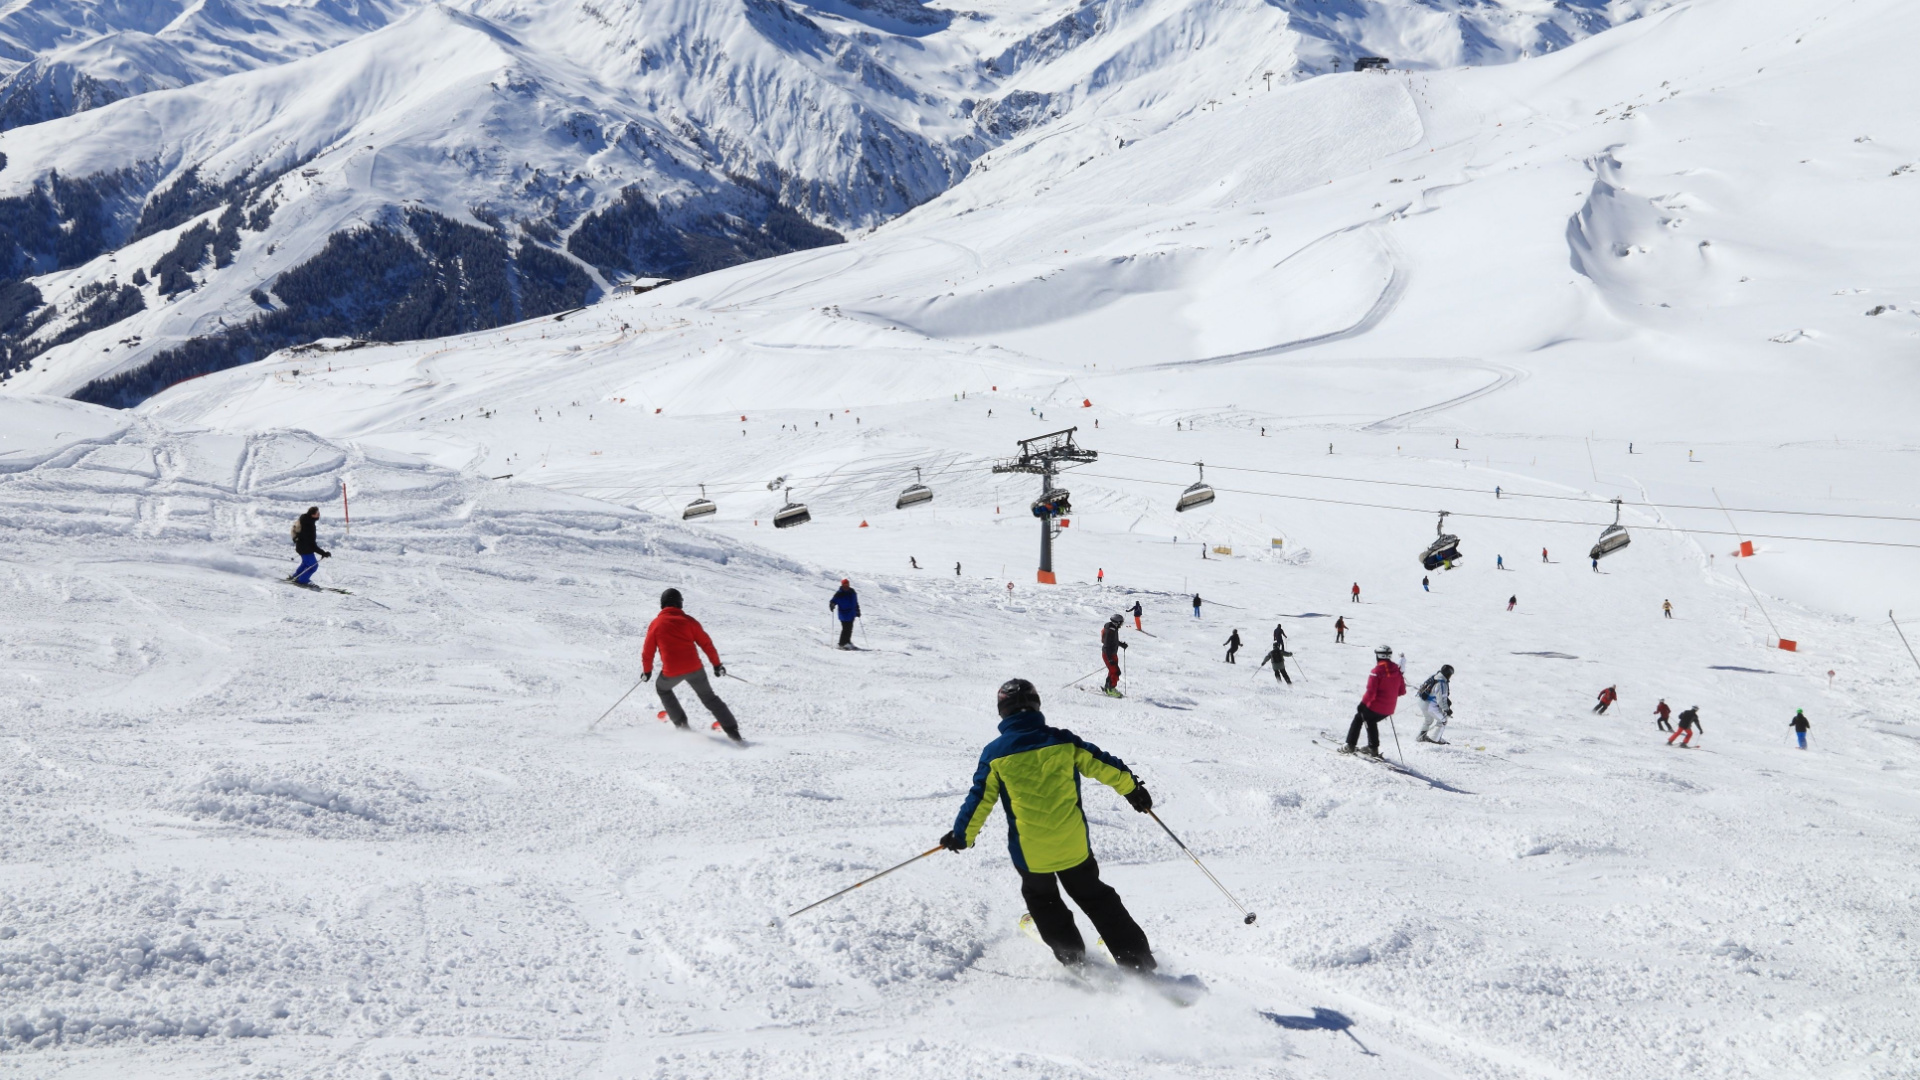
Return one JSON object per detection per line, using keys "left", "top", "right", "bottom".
{"left": 642, "top": 588, "right": 741, "bottom": 741}
{"left": 1342, "top": 645, "right": 1405, "bottom": 757}
{"left": 1593, "top": 685, "right": 1618, "bottom": 715}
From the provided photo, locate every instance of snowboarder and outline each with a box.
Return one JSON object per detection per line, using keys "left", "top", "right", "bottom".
{"left": 1100, "top": 615, "right": 1127, "bottom": 696}
{"left": 1593, "top": 685, "right": 1618, "bottom": 714}
{"left": 1223, "top": 629, "right": 1242, "bottom": 664}
{"left": 289, "top": 506, "right": 331, "bottom": 586}
{"left": 1663, "top": 599, "right": 1673, "bottom": 619}
{"left": 1422, "top": 575, "right": 1429, "bottom": 592}
{"left": 1191, "top": 593, "right": 1203, "bottom": 617}
{"left": 830, "top": 578, "right": 861, "bottom": 649}
{"left": 1131, "top": 599, "right": 1144, "bottom": 631}
{"left": 641, "top": 588, "right": 740, "bottom": 741}
{"left": 1507, "top": 595, "right": 1517, "bottom": 612}
{"left": 1669, "top": 706, "right": 1702, "bottom": 747}
{"left": 1350, "top": 583, "right": 1361, "bottom": 603}
{"left": 941, "top": 678, "right": 1156, "bottom": 971}
{"left": 1334, "top": 616, "right": 1347, "bottom": 643}
{"left": 1416, "top": 665, "right": 1453, "bottom": 744}
{"left": 1342, "top": 645, "right": 1405, "bottom": 757}
{"left": 1790, "top": 709, "right": 1810, "bottom": 749}
{"left": 1655, "top": 699, "right": 1673, "bottom": 732}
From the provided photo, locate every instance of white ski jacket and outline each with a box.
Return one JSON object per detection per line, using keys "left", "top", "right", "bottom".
{"left": 1420, "top": 672, "right": 1451, "bottom": 715}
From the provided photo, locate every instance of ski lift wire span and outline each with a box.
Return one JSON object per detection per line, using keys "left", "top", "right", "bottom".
{"left": 1071, "top": 471, "right": 1920, "bottom": 551}
{"left": 1095, "top": 450, "right": 1920, "bottom": 524}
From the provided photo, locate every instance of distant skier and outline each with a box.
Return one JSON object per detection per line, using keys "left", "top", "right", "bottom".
{"left": 1422, "top": 575, "right": 1429, "bottom": 592}
{"left": 1416, "top": 665, "right": 1453, "bottom": 744}
{"left": 1655, "top": 699, "right": 1673, "bottom": 732}
{"left": 956, "top": 562, "right": 962, "bottom": 576}
{"left": 941, "top": 678, "right": 1157, "bottom": 971}
{"left": 1131, "top": 599, "right": 1144, "bottom": 631}
{"left": 1097, "top": 568, "right": 1105, "bottom": 584}
{"left": 1593, "top": 685, "right": 1618, "bottom": 714}
{"left": 1507, "top": 594, "right": 1517, "bottom": 612}
{"left": 1668, "top": 706, "right": 1702, "bottom": 747}
{"left": 1191, "top": 593, "right": 1203, "bottom": 618}
{"left": 1790, "top": 709, "right": 1810, "bottom": 749}
{"left": 1100, "top": 615, "right": 1127, "bottom": 697}
{"left": 910, "top": 556, "right": 920, "bottom": 569}
{"left": 1223, "top": 629, "right": 1242, "bottom": 664}
{"left": 830, "top": 578, "right": 861, "bottom": 649}
{"left": 1258, "top": 643, "right": 1292, "bottom": 685}
{"left": 1351, "top": 583, "right": 1361, "bottom": 603}
{"left": 289, "top": 506, "right": 331, "bottom": 586}
{"left": 642, "top": 588, "right": 741, "bottom": 741}
{"left": 1663, "top": 599, "right": 1673, "bottom": 619}
{"left": 1341, "top": 645, "right": 1405, "bottom": 757}
{"left": 1591, "top": 557, "right": 1599, "bottom": 572}
{"left": 1541, "top": 547, "right": 1549, "bottom": 563}
{"left": 1334, "top": 616, "right": 1347, "bottom": 643}
{"left": 1496, "top": 555, "right": 1504, "bottom": 570}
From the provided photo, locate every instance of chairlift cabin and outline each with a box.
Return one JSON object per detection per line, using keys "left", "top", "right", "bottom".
{"left": 1176, "top": 462, "right": 1216, "bottom": 513}
{"left": 767, "top": 474, "right": 788, "bottom": 492}
{"left": 1420, "top": 511, "right": 1464, "bottom": 570}
{"left": 774, "top": 487, "right": 811, "bottom": 529}
{"left": 1031, "top": 490, "right": 1072, "bottom": 519}
{"left": 896, "top": 466, "right": 933, "bottom": 510}
{"left": 1590, "top": 497, "right": 1631, "bottom": 560}
{"left": 682, "top": 483, "right": 717, "bottom": 521}
{"left": 1354, "top": 56, "right": 1389, "bottom": 71}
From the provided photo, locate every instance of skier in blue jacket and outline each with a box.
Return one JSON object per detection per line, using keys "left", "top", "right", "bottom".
{"left": 829, "top": 578, "right": 861, "bottom": 649}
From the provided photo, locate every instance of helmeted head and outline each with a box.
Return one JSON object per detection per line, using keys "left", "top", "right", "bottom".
{"left": 1108, "top": 614, "right": 1123, "bottom": 628}
{"left": 996, "top": 678, "right": 1041, "bottom": 718}
{"left": 840, "top": 578, "right": 850, "bottom": 587}
{"left": 305, "top": 506, "right": 319, "bottom": 517}
{"left": 1375, "top": 645, "right": 1393, "bottom": 661}
{"left": 660, "top": 588, "right": 683, "bottom": 609}
{"left": 1440, "top": 664, "right": 1454, "bottom": 678}
{"left": 1795, "top": 708, "right": 1804, "bottom": 715}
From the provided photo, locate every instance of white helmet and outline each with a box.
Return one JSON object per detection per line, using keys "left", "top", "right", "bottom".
{"left": 1375, "top": 644, "right": 1393, "bottom": 660}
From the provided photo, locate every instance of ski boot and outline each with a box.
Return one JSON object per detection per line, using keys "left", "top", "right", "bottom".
{"left": 1103, "top": 687, "right": 1124, "bottom": 698}
{"left": 1359, "top": 746, "right": 1383, "bottom": 759}
{"left": 1336, "top": 744, "right": 1357, "bottom": 755}
{"left": 1416, "top": 733, "right": 1434, "bottom": 744}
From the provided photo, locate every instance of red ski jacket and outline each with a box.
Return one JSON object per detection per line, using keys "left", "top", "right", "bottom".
{"left": 1359, "top": 660, "right": 1405, "bottom": 715}
{"left": 642, "top": 608, "right": 721, "bottom": 678}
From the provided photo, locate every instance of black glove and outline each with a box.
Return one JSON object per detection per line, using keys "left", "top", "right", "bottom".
{"left": 1124, "top": 781, "right": 1152, "bottom": 813}
{"left": 641, "top": 671, "right": 653, "bottom": 683}
{"left": 712, "top": 664, "right": 726, "bottom": 677}
{"left": 939, "top": 830, "right": 967, "bottom": 852}
{"left": 1119, "top": 641, "right": 1128, "bottom": 650}
{"left": 319, "top": 549, "right": 332, "bottom": 558}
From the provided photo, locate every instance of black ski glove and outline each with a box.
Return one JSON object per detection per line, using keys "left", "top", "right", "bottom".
{"left": 1124, "top": 782, "right": 1152, "bottom": 813}
{"left": 712, "top": 664, "right": 726, "bottom": 677}
{"left": 1119, "top": 641, "right": 1128, "bottom": 650}
{"left": 319, "top": 549, "right": 331, "bottom": 558}
{"left": 939, "top": 830, "right": 967, "bottom": 852}
{"left": 641, "top": 671, "right": 653, "bottom": 683}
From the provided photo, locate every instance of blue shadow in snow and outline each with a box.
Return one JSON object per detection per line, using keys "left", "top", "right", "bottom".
{"left": 1262, "top": 1008, "right": 1375, "bottom": 1055}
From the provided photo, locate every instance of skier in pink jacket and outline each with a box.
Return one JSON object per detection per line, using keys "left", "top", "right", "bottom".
{"left": 1341, "top": 645, "right": 1406, "bottom": 757}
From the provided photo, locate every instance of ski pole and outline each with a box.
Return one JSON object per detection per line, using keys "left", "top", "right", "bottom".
{"left": 587, "top": 674, "right": 649, "bottom": 731}
{"left": 1063, "top": 665, "right": 1107, "bottom": 689}
{"left": 1146, "top": 810, "right": 1255, "bottom": 924}
{"left": 1387, "top": 715, "right": 1406, "bottom": 767}
{"left": 721, "top": 670, "right": 757, "bottom": 687}
{"left": 787, "top": 846, "right": 944, "bottom": 917}
{"left": 1893, "top": 610, "right": 1920, "bottom": 677}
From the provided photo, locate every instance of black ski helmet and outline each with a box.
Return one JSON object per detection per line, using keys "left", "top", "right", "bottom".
{"left": 1440, "top": 664, "right": 1454, "bottom": 677}
{"left": 660, "top": 588, "right": 683, "bottom": 609}
{"left": 996, "top": 678, "right": 1041, "bottom": 718}
{"left": 1108, "top": 614, "right": 1123, "bottom": 628}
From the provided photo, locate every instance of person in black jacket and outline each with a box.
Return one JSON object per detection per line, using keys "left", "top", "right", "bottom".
{"left": 290, "top": 506, "right": 331, "bottom": 586}
{"left": 1668, "top": 706, "right": 1702, "bottom": 747}
{"left": 1100, "top": 615, "right": 1127, "bottom": 697}
{"left": 1223, "top": 629, "right": 1242, "bottom": 664}
{"left": 1790, "top": 709, "right": 1810, "bottom": 749}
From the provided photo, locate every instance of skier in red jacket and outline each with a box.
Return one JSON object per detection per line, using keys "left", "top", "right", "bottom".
{"left": 1593, "top": 685, "right": 1618, "bottom": 715}
{"left": 642, "top": 588, "right": 741, "bottom": 741}
{"left": 1341, "top": 645, "right": 1405, "bottom": 757}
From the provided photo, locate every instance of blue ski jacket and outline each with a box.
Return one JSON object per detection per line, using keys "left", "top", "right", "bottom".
{"left": 829, "top": 585, "right": 860, "bottom": 621}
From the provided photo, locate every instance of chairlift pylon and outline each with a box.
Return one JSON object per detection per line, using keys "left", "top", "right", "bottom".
{"left": 682, "top": 483, "right": 717, "bottom": 520}
{"left": 1176, "top": 462, "right": 1216, "bottom": 512}
{"left": 1420, "top": 510, "right": 1463, "bottom": 570}
{"left": 1590, "top": 497, "right": 1631, "bottom": 560}
{"left": 896, "top": 466, "right": 933, "bottom": 510}
{"left": 774, "top": 486, "right": 811, "bottom": 529}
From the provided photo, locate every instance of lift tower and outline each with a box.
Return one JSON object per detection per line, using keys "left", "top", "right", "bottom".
{"left": 993, "top": 428, "right": 1097, "bottom": 584}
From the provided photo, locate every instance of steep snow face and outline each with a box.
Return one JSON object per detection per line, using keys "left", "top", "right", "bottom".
{"left": 0, "top": 0, "right": 1647, "bottom": 406}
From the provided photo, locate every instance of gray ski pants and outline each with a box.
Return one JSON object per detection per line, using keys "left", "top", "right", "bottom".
{"left": 657, "top": 670, "right": 739, "bottom": 739}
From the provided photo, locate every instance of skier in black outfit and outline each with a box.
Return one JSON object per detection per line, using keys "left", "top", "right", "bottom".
{"left": 1100, "top": 615, "right": 1127, "bottom": 696}
{"left": 289, "top": 506, "right": 331, "bottom": 586}
{"left": 1259, "top": 621, "right": 1292, "bottom": 684}
{"left": 1223, "top": 629, "right": 1242, "bottom": 664}
{"left": 1668, "top": 706, "right": 1702, "bottom": 747}
{"left": 1790, "top": 709, "right": 1810, "bottom": 749}
{"left": 1191, "top": 593, "right": 1202, "bottom": 618}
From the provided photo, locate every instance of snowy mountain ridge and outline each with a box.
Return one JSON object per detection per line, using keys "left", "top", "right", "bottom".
{"left": 0, "top": 0, "right": 1653, "bottom": 407}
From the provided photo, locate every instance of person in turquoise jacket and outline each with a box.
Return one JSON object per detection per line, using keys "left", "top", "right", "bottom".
{"left": 940, "top": 678, "right": 1157, "bottom": 970}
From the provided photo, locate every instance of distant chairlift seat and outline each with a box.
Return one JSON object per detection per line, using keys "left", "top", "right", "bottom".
{"left": 1420, "top": 510, "right": 1463, "bottom": 570}
{"left": 683, "top": 483, "right": 717, "bottom": 520}
{"left": 1031, "top": 490, "right": 1072, "bottom": 519}
{"left": 1176, "top": 462, "right": 1216, "bottom": 512}
{"left": 1354, "top": 56, "right": 1389, "bottom": 72}
{"left": 896, "top": 466, "right": 933, "bottom": 510}
{"left": 774, "top": 487, "right": 811, "bottom": 529}
{"left": 1590, "top": 498, "right": 1631, "bottom": 560}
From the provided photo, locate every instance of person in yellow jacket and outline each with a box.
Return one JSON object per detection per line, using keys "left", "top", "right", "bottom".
{"left": 940, "top": 678, "right": 1157, "bottom": 971}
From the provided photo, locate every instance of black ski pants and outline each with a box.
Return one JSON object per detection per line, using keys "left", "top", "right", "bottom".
{"left": 837, "top": 620, "right": 854, "bottom": 647}
{"left": 1346, "top": 705, "right": 1387, "bottom": 750}
{"left": 1020, "top": 855, "right": 1154, "bottom": 972}
{"left": 1272, "top": 655, "right": 1291, "bottom": 685}
{"left": 1225, "top": 645, "right": 1239, "bottom": 664}
{"left": 656, "top": 670, "right": 739, "bottom": 739}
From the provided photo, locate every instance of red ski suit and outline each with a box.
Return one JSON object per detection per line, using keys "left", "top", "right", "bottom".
{"left": 1359, "top": 660, "right": 1406, "bottom": 715}
{"left": 642, "top": 608, "right": 722, "bottom": 678}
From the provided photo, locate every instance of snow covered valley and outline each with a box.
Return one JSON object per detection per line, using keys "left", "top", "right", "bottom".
{"left": 5, "top": 0, "right": 1920, "bottom": 1076}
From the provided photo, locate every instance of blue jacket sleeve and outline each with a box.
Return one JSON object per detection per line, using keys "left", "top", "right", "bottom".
{"left": 951, "top": 752, "right": 997, "bottom": 842}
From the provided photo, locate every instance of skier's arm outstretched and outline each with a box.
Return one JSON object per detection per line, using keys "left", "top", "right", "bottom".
{"left": 1069, "top": 734, "right": 1150, "bottom": 810}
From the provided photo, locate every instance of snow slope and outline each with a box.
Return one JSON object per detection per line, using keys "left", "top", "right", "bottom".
{"left": 5, "top": 0, "right": 1919, "bottom": 1075}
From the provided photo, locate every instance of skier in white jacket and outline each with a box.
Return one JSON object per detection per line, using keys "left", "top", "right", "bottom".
{"left": 1416, "top": 664, "right": 1454, "bottom": 745}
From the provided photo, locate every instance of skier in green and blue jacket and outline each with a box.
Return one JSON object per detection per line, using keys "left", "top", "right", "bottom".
{"left": 940, "top": 678, "right": 1157, "bottom": 971}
